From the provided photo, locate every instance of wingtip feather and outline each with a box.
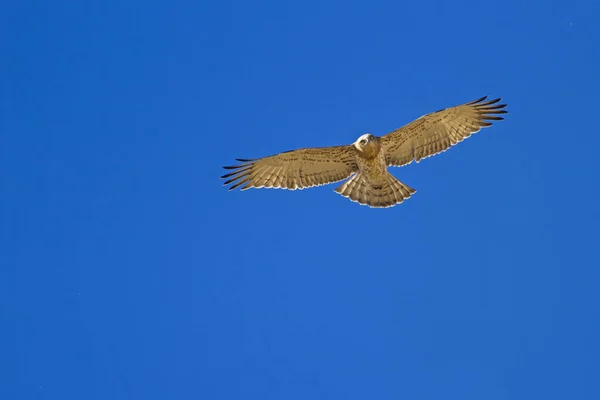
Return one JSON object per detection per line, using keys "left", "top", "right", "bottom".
{"left": 468, "top": 95, "right": 488, "bottom": 105}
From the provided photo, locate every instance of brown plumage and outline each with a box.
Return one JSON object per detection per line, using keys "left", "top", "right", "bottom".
{"left": 222, "top": 96, "right": 507, "bottom": 208}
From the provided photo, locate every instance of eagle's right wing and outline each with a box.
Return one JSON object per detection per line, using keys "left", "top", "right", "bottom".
{"left": 381, "top": 96, "right": 507, "bottom": 167}
{"left": 221, "top": 145, "right": 358, "bottom": 191}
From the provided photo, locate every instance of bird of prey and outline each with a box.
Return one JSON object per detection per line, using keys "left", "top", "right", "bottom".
{"left": 221, "top": 96, "right": 507, "bottom": 208}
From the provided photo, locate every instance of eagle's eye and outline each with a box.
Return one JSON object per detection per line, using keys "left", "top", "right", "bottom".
{"left": 360, "top": 139, "right": 367, "bottom": 146}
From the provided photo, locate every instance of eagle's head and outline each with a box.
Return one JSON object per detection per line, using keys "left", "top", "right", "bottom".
{"left": 353, "top": 133, "right": 380, "bottom": 158}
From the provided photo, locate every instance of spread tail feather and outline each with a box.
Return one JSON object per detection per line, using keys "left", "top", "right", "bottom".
{"left": 334, "top": 173, "right": 416, "bottom": 208}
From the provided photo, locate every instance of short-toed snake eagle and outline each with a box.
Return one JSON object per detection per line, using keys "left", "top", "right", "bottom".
{"left": 222, "top": 96, "right": 507, "bottom": 208}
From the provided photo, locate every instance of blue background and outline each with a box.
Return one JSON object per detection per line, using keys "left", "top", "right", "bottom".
{"left": 2, "top": 0, "right": 599, "bottom": 399}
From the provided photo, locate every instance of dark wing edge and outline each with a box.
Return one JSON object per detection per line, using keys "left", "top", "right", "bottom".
{"left": 221, "top": 158, "right": 262, "bottom": 190}
{"left": 463, "top": 96, "right": 508, "bottom": 125}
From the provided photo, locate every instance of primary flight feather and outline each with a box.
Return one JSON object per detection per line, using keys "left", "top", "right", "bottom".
{"left": 222, "top": 96, "right": 507, "bottom": 208}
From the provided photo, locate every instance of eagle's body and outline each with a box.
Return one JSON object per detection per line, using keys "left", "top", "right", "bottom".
{"left": 333, "top": 134, "right": 416, "bottom": 207}
{"left": 222, "top": 96, "right": 507, "bottom": 208}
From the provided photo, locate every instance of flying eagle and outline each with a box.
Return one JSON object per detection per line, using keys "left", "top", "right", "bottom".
{"left": 221, "top": 96, "right": 507, "bottom": 208}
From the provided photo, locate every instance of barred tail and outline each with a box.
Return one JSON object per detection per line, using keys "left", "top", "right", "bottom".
{"left": 334, "top": 173, "right": 416, "bottom": 208}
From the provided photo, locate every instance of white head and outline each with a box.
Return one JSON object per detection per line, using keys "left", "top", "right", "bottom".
{"left": 354, "top": 133, "right": 374, "bottom": 150}
{"left": 353, "top": 133, "right": 380, "bottom": 159}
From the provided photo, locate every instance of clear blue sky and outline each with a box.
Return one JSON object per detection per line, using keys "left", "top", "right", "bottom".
{"left": 2, "top": 1, "right": 599, "bottom": 399}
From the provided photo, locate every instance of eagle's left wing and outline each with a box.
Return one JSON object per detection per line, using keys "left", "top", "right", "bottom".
{"left": 221, "top": 145, "right": 358, "bottom": 191}
{"left": 381, "top": 96, "right": 507, "bottom": 167}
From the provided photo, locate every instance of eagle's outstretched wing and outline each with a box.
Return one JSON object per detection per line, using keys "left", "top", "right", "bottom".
{"left": 221, "top": 145, "right": 358, "bottom": 191}
{"left": 381, "top": 96, "right": 507, "bottom": 167}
